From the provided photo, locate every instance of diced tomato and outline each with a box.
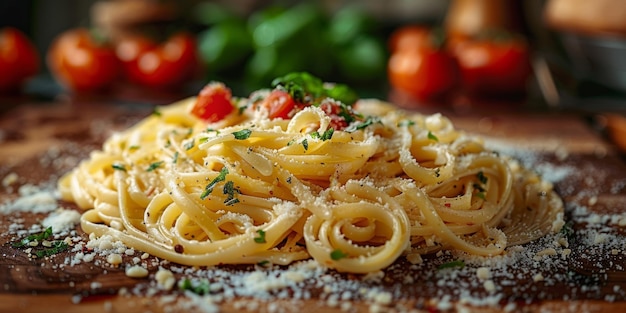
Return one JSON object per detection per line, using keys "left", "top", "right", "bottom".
{"left": 190, "top": 82, "right": 234, "bottom": 122}
{"left": 319, "top": 101, "right": 349, "bottom": 130}
{"left": 257, "top": 90, "right": 298, "bottom": 119}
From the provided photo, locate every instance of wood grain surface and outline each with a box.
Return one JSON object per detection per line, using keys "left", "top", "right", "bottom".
{"left": 1, "top": 94, "right": 626, "bottom": 313}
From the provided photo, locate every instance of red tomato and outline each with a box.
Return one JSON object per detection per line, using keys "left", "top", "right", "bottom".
{"left": 115, "top": 35, "right": 155, "bottom": 83}
{"left": 47, "top": 28, "right": 119, "bottom": 91}
{"left": 0, "top": 27, "right": 39, "bottom": 92}
{"left": 388, "top": 47, "right": 458, "bottom": 101}
{"left": 256, "top": 90, "right": 298, "bottom": 119}
{"left": 388, "top": 25, "right": 432, "bottom": 53}
{"left": 451, "top": 37, "right": 531, "bottom": 95}
{"left": 190, "top": 82, "right": 234, "bottom": 122}
{"left": 118, "top": 33, "right": 197, "bottom": 88}
{"left": 319, "top": 101, "right": 350, "bottom": 130}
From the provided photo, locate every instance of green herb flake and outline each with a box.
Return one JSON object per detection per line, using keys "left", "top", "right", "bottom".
{"left": 257, "top": 260, "right": 271, "bottom": 267}
{"left": 34, "top": 241, "right": 69, "bottom": 258}
{"left": 222, "top": 180, "right": 240, "bottom": 206}
{"left": 184, "top": 139, "right": 195, "bottom": 151}
{"left": 128, "top": 145, "right": 140, "bottom": 150}
{"left": 476, "top": 192, "right": 486, "bottom": 200}
{"left": 146, "top": 161, "right": 164, "bottom": 172}
{"left": 254, "top": 229, "right": 266, "bottom": 243}
{"left": 152, "top": 108, "right": 162, "bottom": 117}
{"left": 179, "top": 278, "right": 211, "bottom": 295}
{"left": 302, "top": 139, "right": 309, "bottom": 151}
{"left": 398, "top": 120, "right": 415, "bottom": 127}
{"left": 232, "top": 129, "right": 252, "bottom": 140}
{"left": 199, "top": 137, "right": 209, "bottom": 144}
{"left": 428, "top": 131, "right": 439, "bottom": 142}
{"left": 112, "top": 164, "right": 127, "bottom": 172}
{"left": 172, "top": 151, "right": 179, "bottom": 164}
{"left": 472, "top": 183, "right": 486, "bottom": 192}
{"left": 345, "top": 116, "right": 380, "bottom": 133}
{"left": 437, "top": 260, "right": 465, "bottom": 270}
{"left": 560, "top": 220, "right": 575, "bottom": 238}
{"left": 477, "top": 171, "right": 488, "bottom": 184}
{"left": 12, "top": 226, "right": 53, "bottom": 248}
{"left": 200, "top": 167, "right": 229, "bottom": 200}
{"left": 330, "top": 249, "right": 348, "bottom": 260}
{"left": 11, "top": 227, "right": 70, "bottom": 258}
{"left": 320, "top": 128, "right": 334, "bottom": 141}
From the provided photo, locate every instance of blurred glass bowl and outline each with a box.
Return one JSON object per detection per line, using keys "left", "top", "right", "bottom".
{"left": 561, "top": 33, "right": 626, "bottom": 92}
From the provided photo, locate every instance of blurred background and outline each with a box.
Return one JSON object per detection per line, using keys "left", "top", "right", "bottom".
{"left": 1, "top": 0, "right": 626, "bottom": 111}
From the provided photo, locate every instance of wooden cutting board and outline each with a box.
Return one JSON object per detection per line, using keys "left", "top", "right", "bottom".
{"left": 1, "top": 95, "right": 626, "bottom": 313}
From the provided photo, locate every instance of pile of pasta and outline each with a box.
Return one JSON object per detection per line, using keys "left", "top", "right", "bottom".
{"left": 59, "top": 89, "right": 564, "bottom": 274}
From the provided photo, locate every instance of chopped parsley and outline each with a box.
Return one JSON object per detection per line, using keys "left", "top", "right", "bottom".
{"left": 11, "top": 226, "right": 53, "bottom": 248}
{"left": 128, "top": 145, "right": 140, "bottom": 150}
{"left": 474, "top": 171, "right": 488, "bottom": 200}
{"left": 223, "top": 180, "right": 240, "bottom": 206}
{"left": 320, "top": 128, "right": 334, "bottom": 140}
{"left": 254, "top": 229, "right": 266, "bottom": 243}
{"left": 345, "top": 116, "right": 380, "bottom": 133}
{"left": 560, "top": 220, "right": 575, "bottom": 239}
{"left": 302, "top": 139, "right": 309, "bottom": 151}
{"left": 34, "top": 241, "right": 69, "bottom": 258}
{"left": 112, "top": 164, "right": 127, "bottom": 172}
{"left": 172, "top": 151, "right": 179, "bottom": 164}
{"left": 398, "top": 120, "right": 415, "bottom": 127}
{"left": 152, "top": 108, "right": 162, "bottom": 117}
{"left": 184, "top": 139, "right": 195, "bottom": 150}
{"left": 205, "top": 128, "right": 220, "bottom": 135}
{"left": 257, "top": 260, "right": 271, "bottom": 267}
{"left": 427, "top": 131, "right": 439, "bottom": 142}
{"left": 477, "top": 171, "right": 488, "bottom": 184}
{"left": 200, "top": 167, "right": 229, "bottom": 200}
{"left": 437, "top": 260, "right": 465, "bottom": 270}
{"left": 232, "top": 129, "right": 252, "bottom": 140}
{"left": 11, "top": 226, "right": 69, "bottom": 258}
{"left": 330, "top": 249, "right": 348, "bottom": 260}
{"left": 198, "top": 137, "right": 210, "bottom": 144}
{"left": 146, "top": 161, "right": 164, "bottom": 172}
{"left": 310, "top": 128, "right": 334, "bottom": 141}
{"left": 473, "top": 183, "right": 486, "bottom": 192}
{"left": 179, "top": 278, "right": 211, "bottom": 295}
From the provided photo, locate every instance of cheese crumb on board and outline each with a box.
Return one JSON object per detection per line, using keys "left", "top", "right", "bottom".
{"left": 125, "top": 265, "right": 149, "bottom": 278}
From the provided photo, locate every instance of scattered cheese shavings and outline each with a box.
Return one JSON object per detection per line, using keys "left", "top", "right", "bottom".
{"left": 42, "top": 208, "right": 81, "bottom": 233}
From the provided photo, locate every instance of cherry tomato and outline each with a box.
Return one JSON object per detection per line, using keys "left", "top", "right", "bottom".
{"left": 117, "top": 33, "right": 197, "bottom": 88}
{"left": 115, "top": 35, "right": 155, "bottom": 83}
{"left": 47, "top": 28, "right": 119, "bottom": 91}
{"left": 451, "top": 36, "right": 531, "bottom": 95}
{"left": 0, "top": 27, "right": 39, "bottom": 92}
{"left": 319, "top": 101, "right": 351, "bottom": 130}
{"left": 190, "top": 82, "right": 234, "bottom": 122}
{"left": 388, "top": 47, "right": 458, "bottom": 101}
{"left": 256, "top": 90, "right": 298, "bottom": 119}
{"left": 388, "top": 25, "right": 432, "bottom": 53}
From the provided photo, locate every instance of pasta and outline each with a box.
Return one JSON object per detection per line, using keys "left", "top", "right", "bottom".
{"left": 58, "top": 76, "right": 564, "bottom": 273}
